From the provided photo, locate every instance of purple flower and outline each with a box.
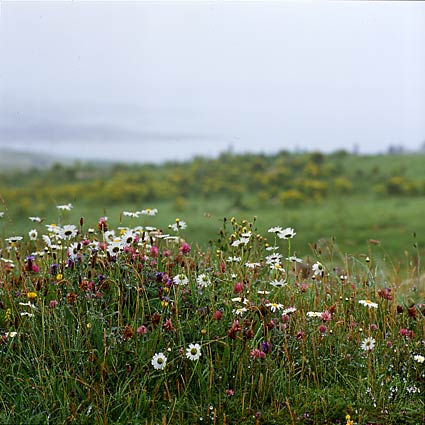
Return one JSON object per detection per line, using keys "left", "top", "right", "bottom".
{"left": 261, "top": 341, "right": 271, "bottom": 353}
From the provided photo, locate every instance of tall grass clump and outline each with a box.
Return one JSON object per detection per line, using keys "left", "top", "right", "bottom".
{"left": 0, "top": 205, "right": 423, "bottom": 424}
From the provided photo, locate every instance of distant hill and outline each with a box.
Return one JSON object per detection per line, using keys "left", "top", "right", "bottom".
{"left": 0, "top": 148, "right": 69, "bottom": 171}
{"left": 0, "top": 148, "right": 113, "bottom": 171}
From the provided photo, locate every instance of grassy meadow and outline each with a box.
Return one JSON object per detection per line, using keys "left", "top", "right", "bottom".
{"left": 0, "top": 150, "right": 424, "bottom": 424}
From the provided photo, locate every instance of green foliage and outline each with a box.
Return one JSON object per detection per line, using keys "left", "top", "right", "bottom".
{"left": 279, "top": 189, "right": 306, "bottom": 207}
{"left": 0, "top": 208, "right": 423, "bottom": 424}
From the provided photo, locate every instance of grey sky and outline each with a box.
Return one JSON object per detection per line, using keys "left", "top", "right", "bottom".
{"left": 1, "top": 1, "right": 424, "bottom": 163}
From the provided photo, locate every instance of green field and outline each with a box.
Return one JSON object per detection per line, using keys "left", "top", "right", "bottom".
{"left": 1, "top": 150, "right": 424, "bottom": 268}
{"left": 0, "top": 150, "right": 424, "bottom": 423}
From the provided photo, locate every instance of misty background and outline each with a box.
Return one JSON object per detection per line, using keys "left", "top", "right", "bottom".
{"left": 1, "top": 1, "right": 425, "bottom": 164}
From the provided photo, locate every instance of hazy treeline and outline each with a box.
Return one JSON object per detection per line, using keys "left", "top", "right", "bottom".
{"left": 1, "top": 150, "right": 425, "bottom": 218}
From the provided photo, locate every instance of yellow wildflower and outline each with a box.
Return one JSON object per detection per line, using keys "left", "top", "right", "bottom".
{"left": 27, "top": 292, "right": 37, "bottom": 300}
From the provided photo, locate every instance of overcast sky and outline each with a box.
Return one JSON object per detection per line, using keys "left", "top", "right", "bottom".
{"left": 1, "top": 1, "right": 425, "bottom": 163}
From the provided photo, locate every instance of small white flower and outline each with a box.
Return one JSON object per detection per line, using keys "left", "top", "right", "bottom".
{"left": 173, "top": 274, "right": 189, "bottom": 285}
{"left": 46, "top": 224, "right": 60, "bottom": 235}
{"left": 231, "top": 297, "right": 248, "bottom": 305}
{"left": 20, "top": 312, "right": 34, "bottom": 317}
{"left": 120, "top": 230, "right": 136, "bottom": 245}
{"left": 169, "top": 220, "right": 187, "bottom": 232}
{"left": 227, "top": 256, "right": 241, "bottom": 263}
{"left": 232, "top": 307, "right": 248, "bottom": 316}
{"left": 164, "top": 235, "right": 180, "bottom": 242}
{"left": 286, "top": 256, "right": 302, "bottom": 263}
{"left": 56, "top": 203, "right": 73, "bottom": 211}
{"left": 68, "top": 242, "right": 80, "bottom": 260}
{"left": 231, "top": 238, "right": 250, "bottom": 247}
{"left": 42, "top": 235, "right": 52, "bottom": 247}
{"left": 245, "top": 262, "right": 261, "bottom": 269}
{"left": 306, "top": 311, "right": 323, "bottom": 318}
{"left": 282, "top": 307, "right": 297, "bottom": 315}
{"left": 269, "top": 263, "right": 284, "bottom": 271}
{"left": 5, "top": 236, "right": 23, "bottom": 243}
{"left": 151, "top": 352, "right": 167, "bottom": 370}
{"left": 413, "top": 354, "right": 425, "bottom": 364}
{"left": 0, "top": 212, "right": 4, "bottom": 218}
{"left": 19, "top": 302, "right": 37, "bottom": 310}
{"left": 103, "top": 230, "right": 116, "bottom": 242}
{"left": 107, "top": 241, "right": 123, "bottom": 256}
{"left": 186, "top": 343, "right": 202, "bottom": 361}
{"left": 28, "top": 229, "right": 38, "bottom": 241}
{"left": 265, "top": 302, "right": 284, "bottom": 313}
{"left": 278, "top": 227, "right": 296, "bottom": 239}
{"left": 59, "top": 224, "right": 78, "bottom": 240}
{"left": 268, "top": 226, "right": 283, "bottom": 234}
{"left": 312, "top": 262, "right": 324, "bottom": 277}
{"left": 265, "top": 253, "right": 283, "bottom": 265}
{"left": 257, "top": 290, "right": 270, "bottom": 295}
{"left": 0, "top": 258, "right": 14, "bottom": 264}
{"left": 4, "top": 332, "right": 17, "bottom": 338}
{"left": 29, "top": 216, "right": 42, "bottom": 222}
{"left": 266, "top": 246, "right": 279, "bottom": 251}
{"left": 269, "top": 279, "right": 287, "bottom": 288}
{"left": 361, "top": 336, "right": 376, "bottom": 351}
{"left": 197, "top": 274, "right": 211, "bottom": 288}
{"left": 140, "top": 208, "right": 158, "bottom": 216}
{"left": 358, "top": 299, "right": 378, "bottom": 309}
{"left": 122, "top": 211, "right": 140, "bottom": 218}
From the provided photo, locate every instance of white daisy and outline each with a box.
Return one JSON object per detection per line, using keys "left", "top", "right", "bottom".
{"left": 231, "top": 238, "right": 250, "bottom": 247}
{"left": 103, "top": 230, "right": 116, "bottom": 242}
{"left": 19, "top": 302, "right": 37, "bottom": 310}
{"left": 186, "top": 343, "right": 202, "bottom": 361}
{"left": 312, "top": 262, "right": 324, "bottom": 277}
{"left": 140, "top": 208, "right": 158, "bottom": 216}
{"left": 120, "top": 230, "right": 136, "bottom": 245}
{"left": 282, "top": 307, "right": 297, "bottom": 315}
{"left": 151, "top": 352, "right": 167, "bottom": 370}
{"left": 107, "top": 241, "right": 123, "bottom": 256}
{"left": 358, "top": 299, "right": 378, "bottom": 309}
{"left": 59, "top": 225, "right": 78, "bottom": 240}
{"left": 413, "top": 354, "right": 425, "bottom": 364}
{"left": 286, "top": 256, "right": 302, "bottom": 263}
{"left": 173, "top": 274, "right": 189, "bottom": 285}
{"left": 269, "top": 279, "right": 287, "bottom": 288}
{"left": 29, "top": 216, "right": 42, "bottom": 222}
{"left": 197, "top": 274, "right": 211, "bottom": 288}
{"left": 268, "top": 226, "right": 283, "bottom": 234}
{"left": 269, "top": 263, "right": 284, "bottom": 271}
{"left": 278, "top": 227, "right": 296, "bottom": 239}
{"left": 28, "top": 229, "right": 38, "bottom": 241}
{"left": 265, "top": 253, "right": 283, "bottom": 265}
{"left": 227, "top": 256, "right": 241, "bottom": 263}
{"left": 232, "top": 307, "right": 248, "bottom": 316}
{"left": 306, "top": 311, "right": 323, "bottom": 318}
{"left": 266, "top": 246, "right": 279, "bottom": 251}
{"left": 265, "top": 302, "right": 284, "bottom": 313}
{"left": 231, "top": 297, "right": 248, "bottom": 305}
{"left": 245, "top": 262, "right": 261, "bottom": 269}
{"left": 68, "top": 242, "right": 80, "bottom": 260}
{"left": 169, "top": 220, "right": 187, "bottom": 232}
{"left": 5, "top": 236, "right": 23, "bottom": 243}
{"left": 56, "top": 203, "right": 73, "bottom": 211}
{"left": 361, "top": 336, "right": 376, "bottom": 351}
{"left": 122, "top": 211, "right": 140, "bottom": 218}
